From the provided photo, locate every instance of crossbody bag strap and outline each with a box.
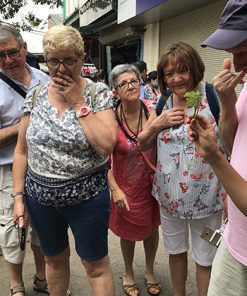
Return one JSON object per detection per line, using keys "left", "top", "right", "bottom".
{"left": 88, "top": 81, "right": 96, "bottom": 109}
{"left": 114, "top": 100, "right": 156, "bottom": 172}
{"left": 90, "top": 81, "right": 96, "bottom": 98}
{"left": 140, "top": 150, "right": 156, "bottom": 172}
{"left": 0, "top": 72, "right": 27, "bottom": 98}
{"left": 32, "top": 85, "right": 42, "bottom": 108}
{"left": 120, "top": 111, "right": 156, "bottom": 172}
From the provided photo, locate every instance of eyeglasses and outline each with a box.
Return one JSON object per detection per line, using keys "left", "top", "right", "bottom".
{"left": 117, "top": 79, "right": 140, "bottom": 91}
{"left": 164, "top": 66, "right": 190, "bottom": 80}
{"left": 0, "top": 48, "right": 21, "bottom": 62}
{"left": 45, "top": 57, "right": 79, "bottom": 68}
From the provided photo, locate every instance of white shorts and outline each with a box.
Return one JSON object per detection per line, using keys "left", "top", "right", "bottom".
{"left": 208, "top": 240, "right": 247, "bottom": 296}
{"left": 160, "top": 209, "right": 222, "bottom": 266}
{"left": 0, "top": 164, "right": 40, "bottom": 264}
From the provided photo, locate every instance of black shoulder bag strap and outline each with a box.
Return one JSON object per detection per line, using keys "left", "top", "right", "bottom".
{"left": 156, "top": 89, "right": 172, "bottom": 116}
{"left": 156, "top": 85, "right": 220, "bottom": 124}
{"left": 0, "top": 72, "right": 27, "bottom": 98}
{"left": 205, "top": 83, "right": 220, "bottom": 125}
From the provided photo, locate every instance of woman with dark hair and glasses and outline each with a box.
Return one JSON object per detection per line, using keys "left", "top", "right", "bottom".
{"left": 12, "top": 25, "right": 117, "bottom": 296}
{"left": 138, "top": 42, "right": 225, "bottom": 296}
{"left": 108, "top": 64, "right": 161, "bottom": 296}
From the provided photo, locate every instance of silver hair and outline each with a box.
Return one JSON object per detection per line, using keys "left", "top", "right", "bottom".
{"left": 0, "top": 24, "right": 24, "bottom": 46}
{"left": 109, "top": 64, "right": 141, "bottom": 89}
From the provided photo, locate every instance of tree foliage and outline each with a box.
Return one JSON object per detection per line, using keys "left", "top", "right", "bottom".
{"left": 0, "top": 0, "right": 113, "bottom": 31}
{"left": 0, "top": 0, "right": 62, "bottom": 31}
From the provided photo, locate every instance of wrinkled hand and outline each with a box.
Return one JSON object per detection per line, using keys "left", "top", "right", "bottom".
{"left": 157, "top": 107, "right": 185, "bottom": 128}
{"left": 111, "top": 188, "right": 130, "bottom": 211}
{"left": 51, "top": 72, "right": 84, "bottom": 109}
{"left": 212, "top": 58, "right": 245, "bottom": 105}
{"left": 187, "top": 115, "right": 219, "bottom": 161}
{"left": 13, "top": 200, "right": 29, "bottom": 228}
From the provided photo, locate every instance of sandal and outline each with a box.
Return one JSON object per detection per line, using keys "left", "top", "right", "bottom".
{"left": 123, "top": 284, "right": 140, "bottom": 296}
{"left": 33, "top": 275, "right": 71, "bottom": 296}
{"left": 10, "top": 285, "right": 25, "bottom": 295}
{"left": 145, "top": 281, "right": 161, "bottom": 295}
{"left": 33, "top": 274, "right": 49, "bottom": 294}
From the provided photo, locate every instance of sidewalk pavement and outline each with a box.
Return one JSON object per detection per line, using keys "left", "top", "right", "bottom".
{"left": 0, "top": 228, "right": 197, "bottom": 295}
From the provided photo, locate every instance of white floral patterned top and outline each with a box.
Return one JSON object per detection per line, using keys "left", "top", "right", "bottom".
{"left": 23, "top": 78, "right": 112, "bottom": 178}
{"left": 152, "top": 82, "right": 225, "bottom": 219}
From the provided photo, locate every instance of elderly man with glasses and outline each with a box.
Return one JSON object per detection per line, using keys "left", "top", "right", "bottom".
{"left": 0, "top": 24, "right": 50, "bottom": 296}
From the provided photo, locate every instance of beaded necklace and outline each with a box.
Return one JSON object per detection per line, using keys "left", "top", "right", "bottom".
{"left": 115, "top": 100, "right": 149, "bottom": 142}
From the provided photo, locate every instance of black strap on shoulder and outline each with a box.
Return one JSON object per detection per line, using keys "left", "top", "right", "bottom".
{"left": 156, "top": 96, "right": 166, "bottom": 116}
{"left": 0, "top": 72, "right": 27, "bottom": 98}
{"left": 205, "top": 83, "right": 220, "bottom": 125}
{"left": 156, "top": 85, "right": 220, "bottom": 124}
{"left": 156, "top": 89, "right": 172, "bottom": 116}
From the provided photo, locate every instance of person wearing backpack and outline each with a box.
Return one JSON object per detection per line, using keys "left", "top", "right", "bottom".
{"left": 12, "top": 25, "right": 116, "bottom": 296}
{"left": 138, "top": 42, "right": 226, "bottom": 296}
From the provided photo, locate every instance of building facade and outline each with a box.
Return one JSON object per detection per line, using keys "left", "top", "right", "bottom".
{"left": 63, "top": 0, "right": 230, "bottom": 83}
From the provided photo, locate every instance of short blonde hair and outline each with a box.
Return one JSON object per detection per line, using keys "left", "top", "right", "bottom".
{"left": 43, "top": 25, "right": 84, "bottom": 57}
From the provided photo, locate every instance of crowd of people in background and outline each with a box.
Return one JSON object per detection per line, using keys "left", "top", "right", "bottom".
{"left": 0, "top": 0, "right": 247, "bottom": 296}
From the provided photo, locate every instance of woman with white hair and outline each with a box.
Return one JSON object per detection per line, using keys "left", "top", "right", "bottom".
{"left": 108, "top": 64, "right": 161, "bottom": 296}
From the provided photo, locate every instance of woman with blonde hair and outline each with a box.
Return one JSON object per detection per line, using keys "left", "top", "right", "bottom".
{"left": 12, "top": 25, "right": 117, "bottom": 296}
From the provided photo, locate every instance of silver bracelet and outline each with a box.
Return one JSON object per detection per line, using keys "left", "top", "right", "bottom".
{"left": 11, "top": 192, "right": 25, "bottom": 197}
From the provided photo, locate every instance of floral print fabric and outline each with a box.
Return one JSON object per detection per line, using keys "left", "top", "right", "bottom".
{"left": 25, "top": 164, "right": 108, "bottom": 207}
{"left": 152, "top": 82, "right": 225, "bottom": 219}
{"left": 23, "top": 79, "right": 111, "bottom": 178}
{"left": 144, "top": 84, "right": 159, "bottom": 103}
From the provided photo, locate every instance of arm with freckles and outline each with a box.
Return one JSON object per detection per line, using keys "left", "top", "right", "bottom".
{"left": 78, "top": 109, "right": 117, "bottom": 156}
{"left": 212, "top": 59, "right": 245, "bottom": 153}
{"left": 188, "top": 116, "right": 247, "bottom": 216}
{"left": 138, "top": 107, "right": 185, "bottom": 151}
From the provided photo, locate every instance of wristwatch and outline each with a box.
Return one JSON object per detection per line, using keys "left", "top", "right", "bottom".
{"left": 75, "top": 105, "right": 91, "bottom": 118}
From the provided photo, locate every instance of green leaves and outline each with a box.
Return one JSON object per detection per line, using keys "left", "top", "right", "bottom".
{"left": 185, "top": 90, "right": 202, "bottom": 118}
{"left": 0, "top": 0, "right": 62, "bottom": 31}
